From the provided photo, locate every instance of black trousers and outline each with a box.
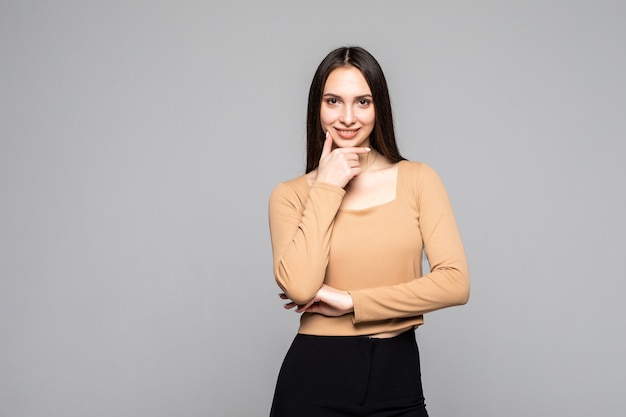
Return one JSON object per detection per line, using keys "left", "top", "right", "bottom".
{"left": 270, "top": 329, "right": 429, "bottom": 417}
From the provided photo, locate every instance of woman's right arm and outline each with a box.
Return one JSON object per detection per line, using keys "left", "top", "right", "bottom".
{"left": 270, "top": 133, "right": 370, "bottom": 304}
{"left": 268, "top": 181, "right": 345, "bottom": 305}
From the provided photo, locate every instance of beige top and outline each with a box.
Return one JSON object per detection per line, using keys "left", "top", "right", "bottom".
{"left": 268, "top": 160, "right": 469, "bottom": 336}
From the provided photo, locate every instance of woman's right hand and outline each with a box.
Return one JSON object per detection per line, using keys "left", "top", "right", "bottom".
{"left": 280, "top": 284, "right": 354, "bottom": 317}
{"left": 314, "top": 131, "right": 371, "bottom": 189}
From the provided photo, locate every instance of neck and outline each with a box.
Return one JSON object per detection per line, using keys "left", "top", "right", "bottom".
{"left": 360, "top": 149, "right": 378, "bottom": 172}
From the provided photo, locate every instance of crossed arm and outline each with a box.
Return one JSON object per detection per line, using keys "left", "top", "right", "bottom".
{"left": 269, "top": 137, "right": 469, "bottom": 323}
{"left": 279, "top": 284, "right": 354, "bottom": 317}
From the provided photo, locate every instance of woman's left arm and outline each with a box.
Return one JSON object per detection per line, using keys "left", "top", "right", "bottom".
{"left": 348, "top": 164, "right": 469, "bottom": 323}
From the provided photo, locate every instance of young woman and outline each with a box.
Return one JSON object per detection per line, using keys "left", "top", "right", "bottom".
{"left": 268, "top": 46, "right": 470, "bottom": 417}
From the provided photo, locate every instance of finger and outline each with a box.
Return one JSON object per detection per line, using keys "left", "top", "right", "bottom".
{"left": 278, "top": 293, "right": 288, "bottom": 300}
{"left": 349, "top": 146, "right": 372, "bottom": 154}
{"left": 283, "top": 302, "right": 296, "bottom": 309}
{"left": 320, "top": 131, "right": 333, "bottom": 160}
{"left": 303, "top": 304, "right": 319, "bottom": 314}
{"left": 333, "top": 146, "right": 371, "bottom": 155}
{"left": 334, "top": 146, "right": 371, "bottom": 160}
{"left": 348, "top": 155, "right": 361, "bottom": 165}
{"left": 296, "top": 300, "right": 315, "bottom": 313}
{"left": 343, "top": 152, "right": 360, "bottom": 161}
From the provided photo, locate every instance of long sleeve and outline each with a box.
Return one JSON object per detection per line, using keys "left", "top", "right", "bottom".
{"left": 349, "top": 164, "right": 470, "bottom": 323}
{"left": 268, "top": 179, "right": 345, "bottom": 305}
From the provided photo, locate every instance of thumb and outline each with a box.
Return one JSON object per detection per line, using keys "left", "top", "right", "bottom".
{"left": 320, "top": 131, "right": 333, "bottom": 160}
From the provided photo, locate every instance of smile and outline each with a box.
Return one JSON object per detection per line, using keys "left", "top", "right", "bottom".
{"left": 334, "top": 128, "right": 359, "bottom": 139}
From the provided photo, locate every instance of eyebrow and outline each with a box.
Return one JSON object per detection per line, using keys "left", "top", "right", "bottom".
{"left": 323, "top": 93, "right": 373, "bottom": 100}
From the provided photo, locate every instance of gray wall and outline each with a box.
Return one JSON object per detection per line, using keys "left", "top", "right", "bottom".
{"left": 1, "top": 1, "right": 624, "bottom": 416}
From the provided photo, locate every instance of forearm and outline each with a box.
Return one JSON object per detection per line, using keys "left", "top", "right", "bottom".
{"left": 349, "top": 261, "right": 469, "bottom": 323}
{"left": 270, "top": 181, "right": 345, "bottom": 304}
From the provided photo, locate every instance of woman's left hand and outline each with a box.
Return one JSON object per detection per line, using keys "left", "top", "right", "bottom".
{"left": 280, "top": 284, "right": 354, "bottom": 317}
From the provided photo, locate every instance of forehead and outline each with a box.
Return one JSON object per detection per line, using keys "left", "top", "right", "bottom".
{"left": 323, "top": 66, "right": 371, "bottom": 95}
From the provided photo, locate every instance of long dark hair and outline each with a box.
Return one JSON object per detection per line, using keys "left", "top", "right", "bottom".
{"left": 305, "top": 46, "right": 405, "bottom": 173}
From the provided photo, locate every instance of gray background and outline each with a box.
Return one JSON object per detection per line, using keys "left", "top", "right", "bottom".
{"left": 1, "top": 1, "right": 624, "bottom": 416}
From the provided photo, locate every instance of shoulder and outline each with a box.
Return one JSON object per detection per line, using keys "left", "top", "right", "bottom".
{"left": 398, "top": 160, "right": 450, "bottom": 205}
{"left": 269, "top": 174, "right": 310, "bottom": 207}
{"left": 399, "top": 160, "right": 441, "bottom": 183}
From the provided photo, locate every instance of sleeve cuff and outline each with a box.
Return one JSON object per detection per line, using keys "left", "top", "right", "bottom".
{"left": 347, "top": 290, "right": 364, "bottom": 324}
{"left": 311, "top": 181, "right": 346, "bottom": 197}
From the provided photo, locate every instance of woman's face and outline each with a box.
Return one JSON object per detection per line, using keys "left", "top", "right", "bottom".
{"left": 320, "top": 66, "right": 375, "bottom": 149}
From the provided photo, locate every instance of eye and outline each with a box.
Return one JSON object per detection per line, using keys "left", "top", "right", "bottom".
{"left": 358, "top": 99, "right": 371, "bottom": 107}
{"left": 326, "top": 98, "right": 339, "bottom": 105}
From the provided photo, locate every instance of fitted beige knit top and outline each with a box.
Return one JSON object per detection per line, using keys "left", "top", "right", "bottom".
{"left": 268, "top": 161, "right": 469, "bottom": 336}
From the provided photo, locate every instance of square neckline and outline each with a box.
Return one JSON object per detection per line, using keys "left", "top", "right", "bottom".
{"left": 338, "top": 160, "right": 404, "bottom": 213}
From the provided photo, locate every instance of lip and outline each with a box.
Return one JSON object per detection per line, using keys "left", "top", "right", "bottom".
{"left": 334, "top": 128, "right": 360, "bottom": 140}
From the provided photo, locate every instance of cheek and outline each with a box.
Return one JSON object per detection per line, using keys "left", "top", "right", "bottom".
{"left": 362, "top": 109, "right": 376, "bottom": 126}
{"left": 319, "top": 108, "right": 335, "bottom": 126}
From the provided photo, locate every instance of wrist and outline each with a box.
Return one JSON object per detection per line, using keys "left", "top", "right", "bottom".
{"left": 344, "top": 291, "right": 354, "bottom": 313}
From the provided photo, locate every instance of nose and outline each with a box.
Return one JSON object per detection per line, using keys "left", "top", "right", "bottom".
{"left": 339, "top": 105, "right": 356, "bottom": 126}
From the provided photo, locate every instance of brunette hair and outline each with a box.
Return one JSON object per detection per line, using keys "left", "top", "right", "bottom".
{"left": 305, "top": 46, "right": 405, "bottom": 173}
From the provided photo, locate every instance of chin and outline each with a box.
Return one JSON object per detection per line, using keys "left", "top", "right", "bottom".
{"left": 339, "top": 138, "right": 369, "bottom": 148}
